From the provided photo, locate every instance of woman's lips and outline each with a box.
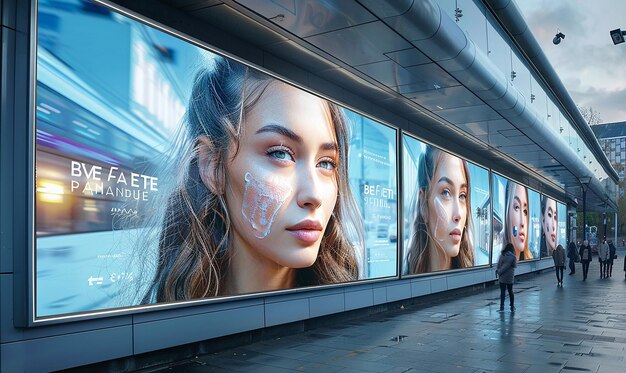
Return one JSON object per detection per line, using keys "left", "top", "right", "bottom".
{"left": 518, "top": 232, "right": 525, "bottom": 243}
{"left": 287, "top": 220, "right": 322, "bottom": 244}
{"left": 449, "top": 228, "right": 462, "bottom": 244}
{"left": 288, "top": 229, "right": 322, "bottom": 243}
{"left": 551, "top": 234, "right": 556, "bottom": 242}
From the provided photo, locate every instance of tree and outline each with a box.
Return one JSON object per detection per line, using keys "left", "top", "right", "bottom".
{"left": 578, "top": 105, "right": 602, "bottom": 126}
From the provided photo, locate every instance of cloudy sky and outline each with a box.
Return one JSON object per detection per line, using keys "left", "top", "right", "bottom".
{"left": 516, "top": 1, "right": 626, "bottom": 124}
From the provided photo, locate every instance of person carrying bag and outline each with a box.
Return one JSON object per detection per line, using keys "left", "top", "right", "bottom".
{"left": 496, "top": 243, "right": 517, "bottom": 312}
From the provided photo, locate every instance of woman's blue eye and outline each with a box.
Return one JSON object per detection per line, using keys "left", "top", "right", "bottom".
{"left": 459, "top": 193, "right": 467, "bottom": 201}
{"left": 318, "top": 159, "right": 337, "bottom": 171}
{"left": 267, "top": 146, "right": 294, "bottom": 162}
{"left": 441, "top": 190, "right": 451, "bottom": 198}
{"left": 270, "top": 150, "right": 289, "bottom": 159}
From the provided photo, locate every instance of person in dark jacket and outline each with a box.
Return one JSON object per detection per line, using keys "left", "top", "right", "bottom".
{"left": 598, "top": 239, "right": 609, "bottom": 279}
{"left": 552, "top": 244, "right": 566, "bottom": 286}
{"left": 497, "top": 243, "right": 517, "bottom": 312}
{"left": 579, "top": 240, "right": 592, "bottom": 281}
{"left": 567, "top": 242, "right": 577, "bottom": 275}
{"left": 607, "top": 240, "right": 616, "bottom": 278}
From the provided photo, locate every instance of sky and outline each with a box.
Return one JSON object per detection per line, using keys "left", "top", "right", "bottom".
{"left": 516, "top": 1, "right": 626, "bottom": 124}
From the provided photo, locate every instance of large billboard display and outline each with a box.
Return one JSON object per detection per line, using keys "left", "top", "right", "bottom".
{"left": 539, "top": 195, "right": 560, "bottom": 257}
{"left": 527, "top": 188, "right": 542, "bottom": 259}
{"left": 492, "top": 174, "right": 540, "bottom": 263}
{"left": 557, "top": 201, "right": 567, "bottom": 247}
{"left": 401, "top": 134, "right": 490, "bottom": 275}
{"left": 35, "top": 0, "right": 397, "bottom": 319}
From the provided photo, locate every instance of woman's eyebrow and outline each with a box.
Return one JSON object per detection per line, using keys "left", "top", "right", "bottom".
{"left": 256, "top": 123, "right": 338, "bottom": 151}
{"left": 256, "top": 123, "right": 302, "bottom": 143}
{"left": 436, "top": 177, "right": 467, "bottom": 190}
{"left": 437, "top": 176, "right": 453, "bottom": 185}
{"left": 320, "top": 142, "right": 338, "bottom": 151}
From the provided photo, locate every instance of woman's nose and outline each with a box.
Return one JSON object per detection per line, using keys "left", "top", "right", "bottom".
{"left": 451, "top": 200, "right": 462, "bottom": 223}
{"left": 296, "top": 167, "right": 323, "bottom": 210}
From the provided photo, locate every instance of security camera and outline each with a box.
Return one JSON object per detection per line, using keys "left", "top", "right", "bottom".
{"left": 610, "top": 28, "right": 625, "bottom": 45}
{"left": 553, "top": 32, "right": 565, "bottom": 45}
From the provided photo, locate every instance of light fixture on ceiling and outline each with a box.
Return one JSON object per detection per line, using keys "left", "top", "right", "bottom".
{"left": 610, "top": 28, "right": 626, "bottom": 45}
{"left": 455, "top": 7, "right": 463, "bottom": 22}
{"left": 553, "top": 30, "right": 565, "bottom": 45}
{"left": 269, "top": 14, "right": 285, "bottom": 22}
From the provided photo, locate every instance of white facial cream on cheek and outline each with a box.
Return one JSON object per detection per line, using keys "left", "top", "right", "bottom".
{"left": 433, "top": 196, "right": 448, "bottom": 242}
{"left": 241, "top": 172, "right": 292, "bottom": 239}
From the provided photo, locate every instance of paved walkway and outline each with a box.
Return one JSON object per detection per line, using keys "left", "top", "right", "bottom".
{"left": 150, "top": 250, "right": 626, "bottom": 373}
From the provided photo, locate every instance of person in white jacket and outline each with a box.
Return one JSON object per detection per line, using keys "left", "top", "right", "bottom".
{"left": 598, "top": 239, "right": 610, "bottom": 279}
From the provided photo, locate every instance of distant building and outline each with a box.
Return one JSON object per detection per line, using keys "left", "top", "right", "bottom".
{"left": 592, "top": 121, "right": 626, "bottom": 196}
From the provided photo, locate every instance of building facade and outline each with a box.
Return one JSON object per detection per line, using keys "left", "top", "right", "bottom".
{"left": 593, "top": 121, "right": 626, "bottom": 196}
{"left": 0, "top": 0, "right": 618, "bottom": 371}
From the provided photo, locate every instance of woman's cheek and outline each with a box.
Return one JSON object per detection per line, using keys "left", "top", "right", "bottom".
{"left": 432, "top": 196, "right": 448, "bottom": 242}
{"left": 241, "top": 171, "right": 292, "bottom": 239}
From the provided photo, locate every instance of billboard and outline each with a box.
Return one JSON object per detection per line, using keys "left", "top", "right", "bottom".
{"left": 35, "top": 0, "right": 397, "bottom": 319}
{"left": 557, "top": 201, "right": 567, "bottom": 247}
{"left": 539, "top": 195, "right": 559, "bottom": 257}
{"left": 492, "top": 174, "right": 540, "bottom": 263}
{"left": 527, "top": 189, "right": 541, "bottom": 259}
{"left": 401, "top": 134, "right": 490, "bottom": 275}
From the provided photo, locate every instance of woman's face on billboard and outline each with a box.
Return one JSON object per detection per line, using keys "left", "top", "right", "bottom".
{"left": 224, "top": 82, "right": 339, "bottom": 272}
{"left": 542, "top": 198, "right": 557, "bottom": 253}
{"left": 508, "top": 184, "right": 528, "bottom": 256}
{"left": 426, "top": 154, "right": 467, "bottom": 262}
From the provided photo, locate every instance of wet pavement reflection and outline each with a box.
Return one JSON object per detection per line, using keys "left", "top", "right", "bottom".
{"left": 148, "top": 249, "right": 626, "bottom": 372}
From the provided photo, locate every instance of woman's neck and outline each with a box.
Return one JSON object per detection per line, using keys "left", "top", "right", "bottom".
{"left": 224, "top": 241, "right": 296, "bottom": 295}
{"left": 428, "top": 243, "right": 452, "bottom": 271}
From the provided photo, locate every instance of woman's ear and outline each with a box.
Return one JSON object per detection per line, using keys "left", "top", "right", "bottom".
{"left": 197, "top": 136, "right": 224, "bottom": 195}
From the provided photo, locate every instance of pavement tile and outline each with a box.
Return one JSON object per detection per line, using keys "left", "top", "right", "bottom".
{"left": 146, "top": 250, "right": 626, "bottom": 372}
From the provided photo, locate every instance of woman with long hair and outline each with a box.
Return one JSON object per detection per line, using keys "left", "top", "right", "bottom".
{"left": 140, "top": 56, "right": 364, "bottom": 303}
{"left": 504, "top": 181, "right": 532, "bottom": 261}
{"left": 406, "top": 145, "right": 474, "bottom": 274}
{"left": 540, "top": 196, "right": 558, "bottom": 257}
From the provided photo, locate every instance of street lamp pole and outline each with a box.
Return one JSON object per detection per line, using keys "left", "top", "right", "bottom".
{"left": 582, "top": 187, "right": 587, "bottom": 242}
{"left": 580, "top": 177, "right": 591, "bottom": 243}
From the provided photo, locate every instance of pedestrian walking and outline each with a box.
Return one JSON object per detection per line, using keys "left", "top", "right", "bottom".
{"left": 624, "top": 248, "right": 626, "bottom": 280}
{"left": 598, "top": 239, "right": 609, "bottom": 279}
{"left": 496, "top": 242, "right": 517, "bottom": 312}
{"left": 579, "top": 240, "right": 592, "bottom": 281}
{"left": 608, "top": 240, "right": 616, "bottom": 278}
{"left": 552, "top": 244, "right": 566, "bottom": 286}
{"left": 567, "top": 241, "right": 577, "bottom": 275}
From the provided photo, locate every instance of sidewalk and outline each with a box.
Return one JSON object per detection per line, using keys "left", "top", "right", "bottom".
{"left": 148, "top": 251, "right": 626, "bottom": 373}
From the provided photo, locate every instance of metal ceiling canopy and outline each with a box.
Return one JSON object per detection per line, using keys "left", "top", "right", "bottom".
{"left": 484, "top": 0, "right": 618, "bottom": 183}
{"left": 108, "top": 0, "right": 617, "bottom": 211}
